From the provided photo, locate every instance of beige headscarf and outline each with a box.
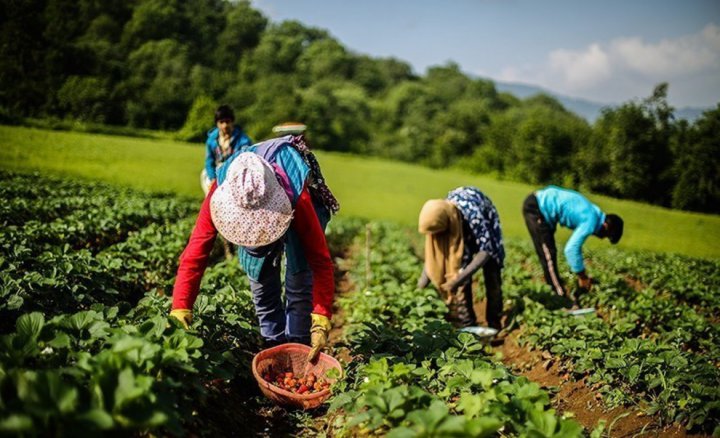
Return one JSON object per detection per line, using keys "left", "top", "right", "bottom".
{"left": 418, "top": 199, "right": 464, "bottom": 302}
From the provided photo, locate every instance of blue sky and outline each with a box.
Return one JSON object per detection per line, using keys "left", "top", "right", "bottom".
{"left": 251, "top": 0, "right": 720, "bottom": 108}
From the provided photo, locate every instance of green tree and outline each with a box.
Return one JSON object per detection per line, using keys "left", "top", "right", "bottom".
{"left": 379, "top": 81, "right": 442, "bottom": 162}
{"left": 671, "top": 105, "right": 720, "bottom": 213}
{"left": 296, "top": 39, "right": 353, "bottom": 86}
{"left": 423, "top": 63, "right": 475, "bottom": 102}
{"left": 177, "top": 95, "right": 218, "bottom": 142}
{"left": 120, "top": 0, "right": 184, "bottom": 50}
{"left": 468, "top": 95, "right": 589, "bottom": 184}
{"left": 578, "top": 83, "right": 675, "bottom": 204}
{"left": 0, "top": 0, "right": 48, "bottom": 115}
{"left": 227, "top": 73, "right": 301, "bottom": 139}
{"left": 351, "top": 56, "right": 415, "bottom": 95}
{"left": 241, "top": 20, "right": 329, "bottom": 79}
{"left": 122, "top": 39, "right": 194, "bottom": 129}
{"left": 428, "top": 98, "right": 492, "bottom": 168}
{"left": 213, "top": 0, "right": 267, "bottom": 69}
{"left": 56, "top": 76, "right": 111, "bottom": 122}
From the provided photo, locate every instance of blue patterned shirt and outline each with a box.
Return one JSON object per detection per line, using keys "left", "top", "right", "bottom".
{"left": 447, "top": 187, "right": 505, "bottom": 268}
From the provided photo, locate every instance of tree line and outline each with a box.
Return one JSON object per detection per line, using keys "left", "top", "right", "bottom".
{"left": 1, "top": 0, "right": 717, "bottom": 213}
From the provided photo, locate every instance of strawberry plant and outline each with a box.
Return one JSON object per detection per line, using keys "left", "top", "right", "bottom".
{"left": 326, "top": 220, "right": 584, "bottom": 437}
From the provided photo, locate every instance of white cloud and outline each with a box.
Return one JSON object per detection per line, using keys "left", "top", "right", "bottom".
{"left": 493, "top": 23, "right": 720, "bottom": 107}
{"left": 548, "top": 43, "right": 612, "bottom": 88}
{"left": 614, "top": 25, "right": 719, "bottom": 75}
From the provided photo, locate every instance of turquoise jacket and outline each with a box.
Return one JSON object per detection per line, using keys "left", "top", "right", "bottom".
{"left": 535, "top": 185, "right": 605, "bottom": 273}
{"left": 205, "top": 127, "right": 252, "bottom": 180}
{"left": 216, "top": 142, "right": 330, "bottom": 280}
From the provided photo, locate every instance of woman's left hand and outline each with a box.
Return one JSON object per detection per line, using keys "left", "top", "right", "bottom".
{"left": 308, "top": 314, "right": 332, "bottom": 362}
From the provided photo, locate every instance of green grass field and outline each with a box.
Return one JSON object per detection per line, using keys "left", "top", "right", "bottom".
{"left": 2, "top": 124, "right": 719, "bottom": 259}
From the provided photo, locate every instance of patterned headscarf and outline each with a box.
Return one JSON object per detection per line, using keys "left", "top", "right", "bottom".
{"left": 290, "top": 135, "right": 340, "bottom": 215}
{"left": 418, "top": 200, "right": 464, "bottom": 302}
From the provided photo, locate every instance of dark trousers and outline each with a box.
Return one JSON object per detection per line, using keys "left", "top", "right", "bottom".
{"left": 450, "top": 258, "right": 503, "bottom": 330}
{"left": 522, "top": 194, "right": 566, "bottom": 296}
{"left": 249, "top": 248, "right": 313, "bottom": 345}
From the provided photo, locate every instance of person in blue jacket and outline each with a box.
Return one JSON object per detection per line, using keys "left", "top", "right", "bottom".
{"left": 200, "top": 105, "right": 253, "bottom": 195}
{"left": 522, "top": 185, "right": 623, "bottom": 300}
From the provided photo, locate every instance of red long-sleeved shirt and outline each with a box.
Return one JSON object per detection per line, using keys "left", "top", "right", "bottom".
{"left": 171, "top": 182, "right": 335, "bottom": 317}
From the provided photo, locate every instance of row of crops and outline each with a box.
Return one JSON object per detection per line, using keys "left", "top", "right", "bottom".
{"left": 502, "top": 242, "right": 720, "bottom": 432}
{"left": 1, "top": 171, "right": 718, "bottom": 436}
{"left": 324, "top": 221, "right": 719, "bottom": 435}
{"left": 325, "top": 220, "right": 587, "bottom": 437}
{"left": 328, "top": 222, "right": 720, "bottom": 434}
{"left": 0, "top": 172, "right": 264, "bottom": 435}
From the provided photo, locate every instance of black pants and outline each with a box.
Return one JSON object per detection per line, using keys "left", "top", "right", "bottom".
{"left": 449, "top": 258, "right": 503, "bottom": 330}
{"left": 522, "top": 194, "right": 566, "bottom": 296}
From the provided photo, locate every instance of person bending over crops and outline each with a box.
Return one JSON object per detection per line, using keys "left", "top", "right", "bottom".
{"left": 522, "top": 185, "right": 623, "bottom": 302}
{"left": 171, "top": 134, "right": 340, "bottom": 362}
{"left": 417, "top": 187, "right": 505, "bottom": 331}
{"left": 201, "top": 104, "right": 253, "bottom": 195}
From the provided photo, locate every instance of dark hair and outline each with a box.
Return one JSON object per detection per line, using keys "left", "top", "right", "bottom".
{"left": 605, "top": 214, "right": 624, "bottom": 244}
{"left": 214, "top": 104, "right": 235, "bottom": 122}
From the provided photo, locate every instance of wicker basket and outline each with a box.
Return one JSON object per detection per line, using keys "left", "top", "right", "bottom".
{"left": 251, "top": 343, "right": 342, "bottom": 409}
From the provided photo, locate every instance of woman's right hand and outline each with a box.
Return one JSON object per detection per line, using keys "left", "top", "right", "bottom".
{"left": 169, "top": 309, "right": 193, "bottom": 329}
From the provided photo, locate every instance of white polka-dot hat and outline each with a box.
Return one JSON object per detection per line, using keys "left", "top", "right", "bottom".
{"left": 210, "top": 152, "right": 292, "bottom": 246}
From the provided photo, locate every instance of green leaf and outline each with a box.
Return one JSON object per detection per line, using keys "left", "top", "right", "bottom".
{"left": 458, "top": 393, "right": 485, "bottom": 418}
{"left": 470, "top": 370, "right": 494, "bottom": 388}
{"left": 527, "top": 409, "right": 558, "bottom": 436}
{"left": 556, "top": 418, "right": 584, "bottom": 437}
{"left": 6, "top": 294, "right": 23, "bottom": 310}
{"left": 105, "top": 307, "right": 119, "bottom": 320}
{"left": 47, "top": 332, "right": 71, "bottom": 349}
{"left": 326, "top": 367, "right": 342, "bottom": 379}
{"left": 590, "top": 419, "right": 606, "bottom": 438}
{"left": 365, "top": 394, "right": 388, "bottom": 413}
{"left": 386, "top": 426, "right": 417, "bottom": 438}
{"left": 113, "top": 368, "right": 145, "bottom": 409}
{"left": 138, "top": 315, "right": 166, "bottom": 339}
{"left": 0, "top": 414, "right": 33, "bottom": 432}
{"left": 436, "top": 415, "right": 468, "bottom": 434}
{"left": 605, "top": 357, "right": 626, "bottom": 369}
{"left": 65, "top": 311, "right": 95, "bottom": 331}
{"left": 627, "top": 365, "right": 640, "bottom": 383}
{"left": 16, "top": 312, "right": 44, "bottom": 340}
{"left": 346, "top": 411, "right": 371, "bottom": 428}
{"left": 407, "top": 401, "right": 449, "bottom": 431}
{"left": 329, "top": 392, "right": 354, "bottom": 412}
{"left": 466, "top": 416, "right": 502, "bottom": 438}
{"left": 42, "top": 372, "right": 79, "bottom": 414}
{"left": 77, "top": 409, "right": 114, "bottom": 429}
{"left": 112, "top": 337, "right": 145, "bottom": 353}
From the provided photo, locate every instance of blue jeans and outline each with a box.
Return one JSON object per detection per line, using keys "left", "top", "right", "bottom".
{"left": 249, "top": 249, "right": 313, "bottom": 345}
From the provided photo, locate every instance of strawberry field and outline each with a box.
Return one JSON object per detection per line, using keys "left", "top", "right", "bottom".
{"left": 1, "top": 171, "right": 718, "bottom": 437}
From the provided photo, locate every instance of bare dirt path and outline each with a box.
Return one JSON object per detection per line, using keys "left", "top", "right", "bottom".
{"left": 473, "top": 299, "right": 701, "bottom": 437}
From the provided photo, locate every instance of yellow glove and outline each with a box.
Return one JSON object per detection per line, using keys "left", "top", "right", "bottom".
{"left": 308, "top": 313, "right": 331, "bottom": 362}
{"left": 169, "top": 309, "right": 192, "bottom": 330}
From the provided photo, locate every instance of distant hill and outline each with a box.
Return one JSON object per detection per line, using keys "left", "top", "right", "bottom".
{"left": 492, "top": 81, "right": 708, "bottom": 123}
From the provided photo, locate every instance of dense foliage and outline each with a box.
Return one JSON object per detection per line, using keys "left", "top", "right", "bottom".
{"left": 1, "top": 171, "right": 718, "bottom": 436}
{"left": 328, "top": 221, "right": 720, "bottom": 435}
{"left": 0, "top": 172, "right": 263, "bottom": 434}
{"left": 328, "top": 221, "right": 587, "bottom": 437}
{"left": 1, "top": 0, "right": 718, "bottom": 213}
